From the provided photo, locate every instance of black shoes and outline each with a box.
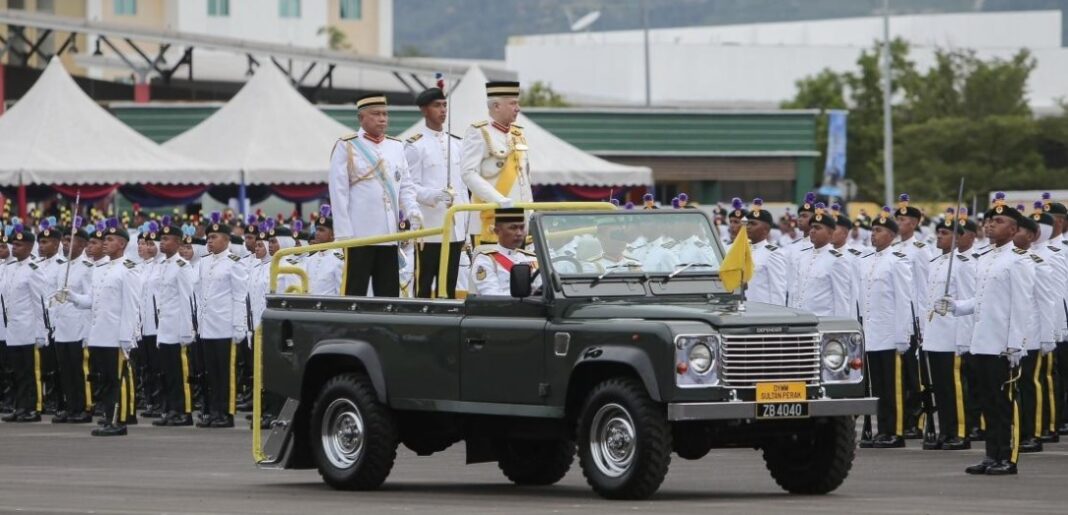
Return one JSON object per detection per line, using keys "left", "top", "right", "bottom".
{"left": 51, "top": 411, "right": 69, "bottom": 423}
{"left": 91, "top": 423, "right": 127, "bottom": 437}
{"left": 941, "top": 437, "right": 971, "bottom": 450}
{"left": 210, "top": 415, "right": 235, "bottom": 428}
{"left": 965, "top": 458, "right": 996, "bottom": 475}
{"left": 1039, "top": 432, "right": 1059, "bottom": 444}
{"left": 141, "top": 407, "right": 163, "bottom": 419}
{"left": 3, "top": 410, "right": 42, "bottom": 422}
{"left": 1019, "top": 438, "right": 1043, "bottom": 453}
{"left": 968, "top": 427, "right": 986, "bottom": 441}
{"left": 152, "top": 412, "right": 194, "bottom": 427}
{"left": 902, "top": 427, "right": 924, "bottom": 440}
{"left": 873, "top": 434, "right": 906, "bottom": 448}
{"left": 985, "top": 460, "right": 1018, "bottom": 475}
{"left": 66, "top": 412, "right": 93, "bottom": 424}
{"left": 1058, "top": 423, "right": 1068, "bottom": 436}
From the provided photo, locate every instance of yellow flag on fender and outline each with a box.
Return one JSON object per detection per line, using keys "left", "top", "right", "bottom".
{"left": 719, "top": 225, "right": 754, "bottom": 293}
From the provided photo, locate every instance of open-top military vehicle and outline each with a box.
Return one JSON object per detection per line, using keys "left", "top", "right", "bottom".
{"left": 252, "top": 202, "right": 876, "bottom": 500}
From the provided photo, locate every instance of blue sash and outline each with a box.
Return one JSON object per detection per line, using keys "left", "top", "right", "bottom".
{"left": 350, "top": 138, "right": 398, "bottom": 211}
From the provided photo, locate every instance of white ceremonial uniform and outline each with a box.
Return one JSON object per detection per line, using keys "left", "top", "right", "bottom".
{"left": 1022, "top": 251, "right": 1057, "bottom": 352}
{"left": 248, "top": 258, "right": 270, "bottom": 330}
{"left": 196, "top": 250, "right": 248, "bottom": 341}
{"left": 1, "top": 257, "right": 49, "bottom": 346}
{"left": 747, "top": 239, "right": 788, "bottom": 305}
{"left": 36, "top": 253, "right": 65, "bottom": 339}
{"left": 585, "top": 254, "right": 642, "bottom": 275}
{"left": 923, "top": 252, "right": 976, "bottom": 353}
{"left": 69, "top": 258, "right": 141, "bottom": 348}
{"left": 139, "top": 255, "right": 160, "bottom": 338}
{"left": 469, "top": 244, "right": 539, "bottom": 296}
{"left": 642, "top": 237, "right": 681, "bottom": 273}
{"left": 859, "top": 248, "right": 913, "bottom": 352}
{"left": 460, "top": 121, "right": 533, "bottom": 236}
{"left": 1032, "top": 244, "right": 1067, "bottom": 342}
{"left": 153, "top": 253, "right": 195, "bottom": 345}
{"left": 0, "top": 255, "right": 13, "bottom": 342}
{"left": 329, "top": 129, "right": 422, "bottom": 242}
{"left": 951, "top": 244, "right": 1034, "bottom": 355}
{"left": 623, "top": 236, "right": 651, "bottom": 262}
{"left": 677, "top": 236, "right": 717, "bottom": 268}
{"left": 893, "top": 235, "right": 932, "bottom": 333}
{"left": 405, "top": 122, "right": 469, "bottom": 243}
{"left": 782, "top": 235, "right": 810, "bottom": 303}
{"left": 838, "top": 245, "right": 867, "bottom": 316}
{"left": 305, "top": 249, "right": 345, "bottom": 296}
{"left": 49, "top": 255, "right": 94, "bottom": 343}
{"left": 787, "top": 244, "right": 854, "bottom": 318}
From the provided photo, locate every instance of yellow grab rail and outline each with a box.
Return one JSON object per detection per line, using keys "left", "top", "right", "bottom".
{"left": 255, "top": 201, "right": 614, "bottom": 464}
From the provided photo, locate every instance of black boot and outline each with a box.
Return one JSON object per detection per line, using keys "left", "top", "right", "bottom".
{"left": 902, "top": 427, "right": 923, "bottom": 440}
{"left": 1019, "top": 437, "right": 1043, "bottom": 453}
{"left": 1, "top": 410, "right": 23, "bottom": 422}
{"left": 152, "top": 412, "right": 176, "bottom": 427}
{"left": 873, "top": 434, "right": 906, "bottom": 448}
{"left": 15, "top": 411, "right": 41, "bottom": 422}
{"left": 169, "top": 413, "right": 194, "bottom": 427}
{"left": 211, "top": 414, "right": 234, "bottom": 428}
{"left": 941, "top": 437, "right": 971, "bottom": 450}
{"left": 965, "top": 457, "right": 996, "bottom": 475}
{"left": 91, "top": 423, "right": 127, "bottom": 437}
{"left": 1039, "top": 432, "right": 1059, "bottom": 443}
{"left": 66, "top": 412, "right": 93, "bottom": 424}
{"left": 985, "top": 460, "right": 1018, "bottom": 475}
{"left": 51, "top": 411, "right": 69, "bottom": 423}
{"left": 195, "top": 414, "right": 215, "bottom": 428}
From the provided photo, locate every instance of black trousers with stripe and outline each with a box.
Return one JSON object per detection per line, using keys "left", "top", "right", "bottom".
{"left": 415, "top": 241, "right": 463, "bottom": 299}
{"left": 962, "top": 353, "right": 985, "bottom": 432}
{"left": 868, "top": 350, "right": 903, "bottom": 437}
{"left": 345, "top": 246, "right": 399, "bottom": 297}
{"left": 0, "top": 341, "right": 13, "bottom": 408}
{"left": 53, "top": 340, "right": 88, "bottom": 415}
{"left": 1056, "top": 342, "right": 1068, "bottom": 429}
{"left": 139, "top": 334, "right": 162, "bottom": 409}
{"left": 201, "top": 338, "right": 235, "bottom": 417}
{"left": 1037, "top": 352, "right": 1057, "bottom": 436}
{"left": 157, "top": 343, "right": 191, "bottom": 415}
{"left": 927, "top": 351, "right": 966, "bottom": 439}
{"left": 972, "top": 354, "right": 1018, "bottom": 463}
{"left": 1018, "top": 350, "right": 1040, "bottom": 440}
{"left": 7, "top": 345, "right": 40, "bottom": 413}
{"left": 89, "top": 347, "right": 126, "bottom": 425}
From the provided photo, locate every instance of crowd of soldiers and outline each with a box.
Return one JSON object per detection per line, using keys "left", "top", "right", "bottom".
{"left": 0, "top": 78, "right": 1063, "bottom": 478}
{"left": 731, "top": 190, "right": 1068, "bottom": 476}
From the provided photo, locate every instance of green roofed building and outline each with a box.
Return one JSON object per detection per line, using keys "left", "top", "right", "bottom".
{"left": 110, "top": 104, "right": 819, "bottom": 204}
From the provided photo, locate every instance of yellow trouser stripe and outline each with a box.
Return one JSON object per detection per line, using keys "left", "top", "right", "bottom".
{"left": 228, "top": 344, "right": 237, "bottom": 415}
{"left": 180, "top": 347, "right": 192, "bottom": 414}
{"left": 895, "top": 353, "right": 904, "bottom": 436}
{"left": 127, "top": 361, "right": 136, "bottom": 416}
{"left": 118, "top": 353, "right": 127, "bottom": 424}
{"left": 340, "top": 250, "right": 348, "bottom": 294}
{"left": 953, "top": 355, "right": 966, "bottom": 438}
{"left": 1047, "top": 354, "right": 1057, "bottom": 433}
{"left": 82, "top": 347, "right": 93, "bottom": 408}
{"left": 1010, "top": 381, "right": 1020, "bottom": 465}
{"left": 1033, "top": 356, "right": 1043, "bottom": 438}
{"left": 33, "top": 347, "right": 42, "bottom": 412}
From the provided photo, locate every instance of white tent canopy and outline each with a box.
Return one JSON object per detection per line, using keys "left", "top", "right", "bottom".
{"left": 0, "top": 58, "right": 232, "bottom": 186}
{"left": 400, "top": 66, "right": 651, "bottom": 187}
{"left": 165, "top": 63, "right": 352, "bottom": 185}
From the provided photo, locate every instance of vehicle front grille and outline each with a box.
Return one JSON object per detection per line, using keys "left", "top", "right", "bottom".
{"left": 719, "top": 333, "right": 821, "bottom": 387}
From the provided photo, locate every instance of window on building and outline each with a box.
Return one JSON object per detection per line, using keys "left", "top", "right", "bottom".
{"left": 208, "top": 0, "right": 230, "bottom": 17}
{"left": 340, "top": 0, "right": 361, "bottom": 20}
{"left": 114, "top": 0, "right": 137, "bottom": 16}
{"left": 279, "top": 0, "right": 301, "bottom": 18}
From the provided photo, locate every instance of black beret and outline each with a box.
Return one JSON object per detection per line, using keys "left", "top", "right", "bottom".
{"left": 871, "top": 209, "right": 899, "bottom": 233}
{"left": 416, "top": 87, "right": 446, "bottom": 107}
{"left": 747, "top": 198, "right": 774, "bottom": 225}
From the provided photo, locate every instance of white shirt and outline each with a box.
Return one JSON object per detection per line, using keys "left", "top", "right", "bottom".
{"left": 952, "top": 243, "right": 1034, "bottom": 355}
{"left": 1, "top": 256, "right": 49, "bottom": 346}
{"left": 859, "top": 248, "right": 913, "bottom": 352}
{"left": 747, "top": 239, "right": 788, "bottom": 305}
{"left": 196, "top": 250, "right": 249, "bottom": 340}
{"left": 305, "top": 250, "right": 345, "bottom": 296}
{"left": 1034, "top": 242, "right": 1068, "bottom": 341}
{"left": 892, "top": 235, "right": 932, "bottom": 334}
{"left": 642, "top": 238, "right": 681, "bottom": 274}
{"left": 470, "top": 244, "right": 538, "bottom": 296}
{"left": 405, "top": 121, "right": 469, "bottom": 243}
{"left": 923, "top": 252, "right": 976, "bottom": 352}
{"left": 139, "top": 254, "right": 161, "bottom": 336}
{"left": 460, "top": 120, "right": 534, "bottom": 236}
{"left": 153, "top": 253, "right": 195, "bottom": 345}
{"left": 70, "top": 257, "right": 141, "bottom": 348}
{"left": 0, "top": 255, "right": 12, "bottom": 341}
{"left": 329, "top": 129, "right": 422, "bottom": 244}
{"left": 786, "top": 244, "right": 854, "bottom": 318}
{"left": 1021, "top": 250, "right": 1057, "bottom": 350}
{"left": 49, "top": 254, "right": 94, "bottom": 343}
{"left": 249, "top": 258, "right": 270, "bottom": 330}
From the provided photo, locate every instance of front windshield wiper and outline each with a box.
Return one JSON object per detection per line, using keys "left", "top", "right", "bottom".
{"left": 663, "top": 262, "right": 715, "bottom": 282}
{"left": 594, "top": 264, "right": 630, "bottom": 284}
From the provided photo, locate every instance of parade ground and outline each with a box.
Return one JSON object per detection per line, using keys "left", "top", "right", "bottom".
{"left": 0, "top": 418, "right": 1063, "bottom": 515}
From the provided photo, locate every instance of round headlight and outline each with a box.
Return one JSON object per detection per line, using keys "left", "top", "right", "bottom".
{"left": 850, "top": 332, "right": 864, "bottom": 347}
{"left": 688, "top": 343, "right": 713, "bottom": 374}
{"left": 823, "top": 339, "right": 847, "bottom": 372}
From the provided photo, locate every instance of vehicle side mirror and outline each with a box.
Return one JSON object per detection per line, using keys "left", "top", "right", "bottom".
{"left": 510, "top": 263, "right": 533, "bottom": 298}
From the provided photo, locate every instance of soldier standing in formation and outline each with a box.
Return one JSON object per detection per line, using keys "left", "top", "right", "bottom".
{"left": 893, "top": 194, "right": 932, "bottom": 439}
{"left": 150, "top": 221, "right": 196, "bottom": 427}
{"left": 786, "top": 203, "right": 853, "bottom": 318}
{"left": 48, "top": 221, "right": 94, "bottom": 424}
{"left": 744, "top": 198, "right": 787, "bottom": 305}
{"left": 1, "top": 226, "right": 48, "bottom": 422}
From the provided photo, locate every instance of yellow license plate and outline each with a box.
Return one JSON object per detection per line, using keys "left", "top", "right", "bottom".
{"left": 755, "top": 382, "right": 809, "bottom": 419}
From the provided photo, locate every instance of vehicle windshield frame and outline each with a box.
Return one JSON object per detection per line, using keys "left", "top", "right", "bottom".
{"left": 531, "top": 210, "right": 729, "bottom": 299}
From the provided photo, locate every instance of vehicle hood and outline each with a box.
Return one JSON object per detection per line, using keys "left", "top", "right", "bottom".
{"left": 562, "top": 300, "right": 819, "bottom": 328}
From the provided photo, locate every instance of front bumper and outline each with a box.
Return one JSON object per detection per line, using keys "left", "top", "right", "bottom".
{"left": 667, "top": 397, "right": 878, "bottom": 422}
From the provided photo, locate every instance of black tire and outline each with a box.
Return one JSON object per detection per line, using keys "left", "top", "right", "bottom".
{"left": 498, "top": 439, "right": 575, "bottom": 486}
{"left": 577, "top": 377, "right": 671, "bottom": 500}
{"left": 309, "top": 373, "right": 398, "bottom": 490}
{"left": 761, "top": 416, "right": 856, "bottom": 495}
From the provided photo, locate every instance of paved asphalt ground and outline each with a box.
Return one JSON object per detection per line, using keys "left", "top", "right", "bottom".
{"left": 0, "top": 417, "right": 1065, "bottom": 515}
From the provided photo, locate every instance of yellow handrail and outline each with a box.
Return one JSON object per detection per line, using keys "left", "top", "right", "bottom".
{"left": 254, "top": 201, "right": 615, "bottom": 464}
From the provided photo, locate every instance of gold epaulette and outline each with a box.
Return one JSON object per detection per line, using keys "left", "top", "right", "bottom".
{"left": 123, "top": 259, "right": 136, "bottom": 269}
{"left": 914, "top": 241, "right": 926, "bottom": 248}
{"left": 406, "top": 133, "right": 423, "bottom": 144}
{"left": 517, "top": 248, "right": 536, "bottom": 256}
{"left": 473, "top": 244, "right": 498, "bottom": 255}
{"left": 1013, "top": 248, "right": 1027, "bottom": 255}
{"left": 1030, "top": 254, "right": 1044, "bottom": 263}
{"left": 472, "top": 121, "right": 489, "bottom": 128}
{"left": 340, "top": 132, "right": 358, "bottom": 141}
{"left": 228, "top": 254, "right": 241, "bottom": 262}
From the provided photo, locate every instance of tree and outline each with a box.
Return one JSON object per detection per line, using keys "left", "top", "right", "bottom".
{"left": 318, "top": 26, "right": 351, "bottom": 51}
{"left": 520, "top": 81, "right": 569, "bottom": 107}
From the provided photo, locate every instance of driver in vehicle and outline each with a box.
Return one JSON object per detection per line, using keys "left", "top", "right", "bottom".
{"left": 469, "top": 208, "right": 541, "bottom": 296}
{"left": 585, "top": 221, "right": 641, "bottom": 274}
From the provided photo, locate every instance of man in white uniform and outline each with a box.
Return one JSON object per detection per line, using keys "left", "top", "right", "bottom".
{"left": 470, "top": 209, "right": 539, "bottom": 296}
{"left": 745, "top": 198, "right": 787, "bottom": 305}
{"left": 0, "top": 226, "right": 48, "bottom": 423}
{"left": 786, "top": 204, "right": 853, "bottom": 318}
{"left": 48, "top": 222, "right": 94, "bottom": 424}
{"left": 304, "top": 207, "right": 344, "bottom": 296}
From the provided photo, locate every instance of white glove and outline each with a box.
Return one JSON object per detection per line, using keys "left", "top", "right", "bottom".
{"left": 895, "top": 341, "right": 909, "bottom": 355}
{"left": 956, "top": 345, "right": 970, "bottom": 356}
{"left": 233, "top": 328, "right": 248, "bottom": 344}
{"left": 497, "top": 197, "right": 515, "bottom": 209}
{"left": 409, "top": 214, "right": 424, "bottom": 231}
{"left": 119, "top": 340, "right": 136, "bottom": 356}
{"left": 431, "top": 191, "right": 453, "bottom": 206}
{"left": 1041, "top": 341, "right": 1056, "bottom": 355}
{"left": 35, "top": 338, "right": 47, "bottom": 348}
{"left": 52, "top": 289, "right": 69, "bottom": 304}
{"left": 1005, "top": 348, "right": 1022, "bottom": 368}
{"left": 179, "top": 336, "right": 194, "bottom": 347}
{"left": 932, "top": 296, "right": 955, "bottom": 316}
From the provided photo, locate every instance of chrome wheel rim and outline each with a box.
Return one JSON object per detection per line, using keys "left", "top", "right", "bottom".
{"left": 589, "top": 403, "right": 636, "bottom": 478}
{"left": 321, "top": 398, "right": 364, "bottom": 469}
